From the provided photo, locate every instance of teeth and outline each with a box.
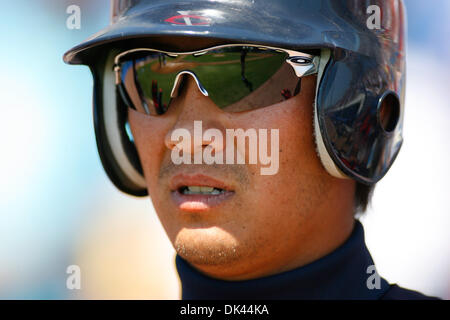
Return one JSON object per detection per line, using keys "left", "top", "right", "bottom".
{"left": 182, "top": 186, "right": 224, "bottom": 195}
{"left": 190, "top": 186, "right": 210, "bottom": 192}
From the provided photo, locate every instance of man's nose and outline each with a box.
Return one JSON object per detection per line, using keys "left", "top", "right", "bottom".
{"left": 164, "top": 74, "right": 227, "bottom": 155}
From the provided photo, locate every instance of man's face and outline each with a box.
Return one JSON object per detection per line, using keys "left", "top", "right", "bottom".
{"left": 128, "top": 73, "right": 355, "bottom": 280}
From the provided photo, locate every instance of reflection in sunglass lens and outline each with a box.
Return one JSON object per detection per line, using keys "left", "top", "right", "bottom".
{"left": 118, "top": 47, "right": 301, "bottom": 115}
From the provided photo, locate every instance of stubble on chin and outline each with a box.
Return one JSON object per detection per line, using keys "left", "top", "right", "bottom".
{"left": 173, "top": 230, "right": 245, "bottom": 267}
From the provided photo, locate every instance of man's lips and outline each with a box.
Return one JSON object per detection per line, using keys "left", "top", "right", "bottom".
{"left": 169, "top": 173, "right": 234, "bottom": 192}
{"left": 169, "top": 174, "right": 235, "bottom": 212}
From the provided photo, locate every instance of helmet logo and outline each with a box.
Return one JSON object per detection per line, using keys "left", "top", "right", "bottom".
{"left": 165, "top": 11, "right": 211, "bottom": 26}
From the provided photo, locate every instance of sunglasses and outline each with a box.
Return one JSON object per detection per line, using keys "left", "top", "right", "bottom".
{"left": 113, "top": 45, "right": 318, "bottom": 115}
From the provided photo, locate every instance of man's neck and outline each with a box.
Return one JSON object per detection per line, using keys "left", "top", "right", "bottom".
{"left": 176, "top": 219, "right": 390, "bottom": 299}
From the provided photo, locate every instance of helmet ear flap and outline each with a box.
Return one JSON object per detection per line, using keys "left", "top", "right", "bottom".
{"left": 115, "top": 85, "right": 146, "bottom": 179}
{"left": 313, "top": 49, "right": 349, "bottom": 180}
{"left": 92, "top": 51, "right": 147, "bottom": 196}
{"left": 314, "top": 49, "right": 404, "bottom": 185}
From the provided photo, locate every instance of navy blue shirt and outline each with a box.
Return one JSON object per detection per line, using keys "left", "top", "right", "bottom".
{"left": 176, "top": 220, "right": 439, "bottom": 300}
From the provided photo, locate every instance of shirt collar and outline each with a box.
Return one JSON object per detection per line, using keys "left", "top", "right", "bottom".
{"left": 176, "top": 219, "right": 390, "bottom": 299}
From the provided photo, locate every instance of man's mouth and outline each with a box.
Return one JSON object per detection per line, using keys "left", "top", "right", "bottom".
{"left": 178, "top": 186, "right": 226, "bottom": 195}
{"left": 170, "top": 174, "right": 235, "bottom": 212}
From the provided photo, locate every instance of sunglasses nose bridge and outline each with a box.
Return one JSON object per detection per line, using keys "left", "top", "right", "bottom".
{"left": 170, "top": 71, "right": 209, "bottom": 98}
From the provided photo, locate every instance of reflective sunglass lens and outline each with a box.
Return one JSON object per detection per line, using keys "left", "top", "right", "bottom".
{"left": 118, "top": 47, "right": 302, "bottom": 115}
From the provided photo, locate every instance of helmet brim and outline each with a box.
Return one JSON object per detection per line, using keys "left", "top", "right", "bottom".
{"left": 63, "top": 1, "right": 363, "bottom": 65}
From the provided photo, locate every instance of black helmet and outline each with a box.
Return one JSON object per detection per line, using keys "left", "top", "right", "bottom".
{"left": 64, "top": 0, "right": 406, "bottom": 196}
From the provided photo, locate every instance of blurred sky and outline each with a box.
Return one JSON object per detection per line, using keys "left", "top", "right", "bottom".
{"left": 0, "top": 0, "right": 448, "bottom": 299}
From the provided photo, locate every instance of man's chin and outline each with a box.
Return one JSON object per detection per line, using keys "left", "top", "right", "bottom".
{"left": 173, "top": 227, "right": 243, "bottom": 267}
